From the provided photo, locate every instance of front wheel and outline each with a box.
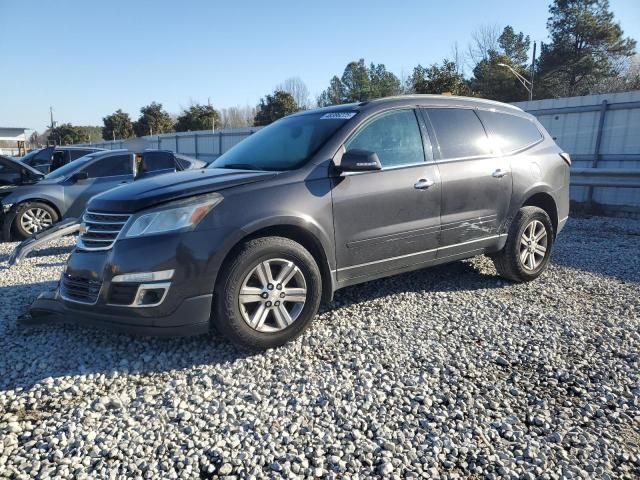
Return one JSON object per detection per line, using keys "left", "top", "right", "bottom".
{"left": 492, "top": 206, "right": 554, "bottom": 282}
{"left": 13, "top": 202, "right": 59, "bottom": 240}
{"left": 213, "top": 236, "right": 322, "bottom": 350}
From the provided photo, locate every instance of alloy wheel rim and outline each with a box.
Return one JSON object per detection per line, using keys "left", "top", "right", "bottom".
{"left": 519, "top": 219, "right": 548, "bottom": 271}
{"left": 238, "top": 258, "right": 307, "bottom": 333}
{"left": 20, "top": 208, "right": 53, "bottom": 234}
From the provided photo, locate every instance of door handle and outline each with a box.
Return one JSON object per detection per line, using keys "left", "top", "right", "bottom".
{"left": 492, "top": 169, "right": 509, "bottom": 178}
{"left": 414, "top": 178, "right": 435, "bottom": 190}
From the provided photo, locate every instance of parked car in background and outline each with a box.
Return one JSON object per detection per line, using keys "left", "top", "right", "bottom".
{"left": 28, "top": 95, "right": 570, "bottom": 350}
{"left": 0, "top": 155, "right": 44, "bottom": 187}
{"left": 1, "top": 150, "right": 206, "bottom": 239}
{"left": 19, "top": 146, "right": 105, "bottom": 174}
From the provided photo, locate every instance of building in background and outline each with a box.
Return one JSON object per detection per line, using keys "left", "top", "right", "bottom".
{"left": 0, "top": 127, "right": 29, "bottom": 156}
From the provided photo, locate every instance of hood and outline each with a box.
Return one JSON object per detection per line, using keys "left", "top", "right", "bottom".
{"left": 0, "top": 156, "right": 44, "bottom": 186}
{"left": 88, "top": 168, "right": 277, "bottom": 213}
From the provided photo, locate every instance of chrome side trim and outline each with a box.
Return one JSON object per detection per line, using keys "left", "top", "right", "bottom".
{"left": 336, "top": 234, "right": 501, "bottom": 272}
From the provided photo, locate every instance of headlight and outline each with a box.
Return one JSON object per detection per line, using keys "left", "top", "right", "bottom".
{"left": 124, "top": 194, "right": 222, "bottom": 238}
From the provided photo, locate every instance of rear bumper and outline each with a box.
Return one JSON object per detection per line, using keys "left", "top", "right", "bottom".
{"left": 27, "top": 288, "right": 212, "bottom": 337}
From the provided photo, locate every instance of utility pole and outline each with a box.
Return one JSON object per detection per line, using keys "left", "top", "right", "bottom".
{"left": 530, "top": 41, "right": 537, "bottom": 102}
{"left": 49, "top": 106, "right": 55, "bottom": 129}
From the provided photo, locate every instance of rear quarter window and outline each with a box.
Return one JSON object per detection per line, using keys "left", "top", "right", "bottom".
{"left": 476, "top": 110, "right": 543, "bottom": 153}
{"left": 425, "top": 108, "right": 492, "bottom": 159}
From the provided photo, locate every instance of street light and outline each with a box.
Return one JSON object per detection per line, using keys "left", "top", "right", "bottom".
{"left": 497, "top": 63, "right": 533, "bottom": 101}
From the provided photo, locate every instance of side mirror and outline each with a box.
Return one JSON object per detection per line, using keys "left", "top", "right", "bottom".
{"left": 71, "top": 171, "right": 89, "bottom": 182}
{"left": 337, "top": 149, "right": 382, "bottom": 173}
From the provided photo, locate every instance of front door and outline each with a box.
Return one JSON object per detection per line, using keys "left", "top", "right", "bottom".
{"left": 331, "top": 109, "right": 441, "bottom": 284}
{"left": 422, "top": 107, "right": 512, "bottom": 255}
{"left": 65, "top": 154, "right": 134, "bottom": 217}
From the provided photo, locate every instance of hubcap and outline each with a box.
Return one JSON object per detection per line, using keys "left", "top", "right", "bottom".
{"left": 238, "top": 258, "right": 307, "bottom": 333}
{"left": 20, "top": 208, "right": 53, "bottom": 234}
{"left": 519, "top": 220, "right": 548, "bottom": 271}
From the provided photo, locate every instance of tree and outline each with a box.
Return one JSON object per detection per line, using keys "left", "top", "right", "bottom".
{"left": 253, "top": 91, "right": 299, "bottom": 126}
{"left": 317, "top": 60, "right": 401, "bottom": 106}
{"left": 133, "top": 102, "right": 174, "bottom": 136}
{"left": 102, "top": 109, "right": 134, "bottom": 140}
{"left": 407, "top": 60, "right": 471, "bottom": 95}
{"left": 175, "top": 104, "right": 221, "bottom": 132}
{"left": 48, "top": 124, "right": 84, "bottom": 145}
{"left": 469, "top": 25, "right": 532, "bottom": 102}
{"left": 499, "top": 26, "right": 531, "bottom": 66}
{"left": 276, "top": 77, "right": 311, "bottom": 109}
{"left": 591, "top": 54, "right": 640, "bottom": 93}
{"left": 341, "top": 59, "right": 372, "bottom": 102}
{"left": 317, "top": 76, "right": 344, "bottom": 107}
{"left": 467, "top": 24, "right": 502, "bottom": 65}
{"left": 537, "top": 0, "right": 637, "bottom": 97}
{"left": 369, "top": 63, "right": 402, "bottom": 98}
{"left": 219, "top": 106, "right": 256, "bottom": 129}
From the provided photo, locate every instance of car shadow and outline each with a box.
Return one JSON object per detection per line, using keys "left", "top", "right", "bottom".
{"left": 0, "top": 260, "right": 501, "bottom": 392}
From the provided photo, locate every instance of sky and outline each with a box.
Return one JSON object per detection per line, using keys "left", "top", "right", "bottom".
{"left": 1, "top": 0, "right": 639, "bottom": 133}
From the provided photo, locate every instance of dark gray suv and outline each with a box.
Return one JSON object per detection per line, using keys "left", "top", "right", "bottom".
{"left": 31, "top": 95, "right": 570, "bottom": 350}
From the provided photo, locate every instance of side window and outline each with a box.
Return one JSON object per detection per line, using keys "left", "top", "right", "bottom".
{"left": 426, "top": 108, "right": 491, "bottom": 159}
{"left": 345, "top": 110, "right": 426, "bottom": 168}
{"left": 476, "top": 110, "right": 543, "bottom": 153}
{"left": 141, "top": 151, "right": 175, "bottom": 172}
{"left": 69, "top": 149, "right": 92, "bottom": 161}
{"left": 84, "top": 155, "right": 133, "bottom": 178}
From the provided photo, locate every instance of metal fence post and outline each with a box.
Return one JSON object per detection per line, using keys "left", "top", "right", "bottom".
{"left": 218, "top": 132, "right": 223, "bottom": 158}
{"left": 587, "top": 100, "right": 608, "bottom": 210}
{"left": 175, "top": 135, "right": 179, "bottom": 153}
{"left": 194, "top": 133, "right": 198, "bottom": 158}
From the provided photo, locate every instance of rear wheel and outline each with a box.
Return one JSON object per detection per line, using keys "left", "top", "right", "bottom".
{"left": 13, "top": 202, "right": 59, "bottom": 239}
{"left": 492, "top": 206, "right": 554, "bottom": 282}
{"left": 213, "top": 236, "right": 322, "bottom": 350}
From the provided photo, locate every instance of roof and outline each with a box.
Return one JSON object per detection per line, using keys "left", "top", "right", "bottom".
{"left": 292, "top": 94, "right": 524, "bottom": 118}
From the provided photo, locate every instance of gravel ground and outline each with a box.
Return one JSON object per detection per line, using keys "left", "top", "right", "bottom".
{"left": 0, "top": 216, "right": 639, "bottom": 479}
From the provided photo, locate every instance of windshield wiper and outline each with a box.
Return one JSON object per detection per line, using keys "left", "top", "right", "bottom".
{"left": 219, "top": 163, "right": 260, "bottom": 170}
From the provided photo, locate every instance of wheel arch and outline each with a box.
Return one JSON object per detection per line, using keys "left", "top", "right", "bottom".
{"left": 522, "top": 191, "right": 558, "bottom": 234}
{"left": 215, "top": 220, "right": 336, "bottom": 305}
{"left": 3, "top": 198, "right": 62, "bottom": 240}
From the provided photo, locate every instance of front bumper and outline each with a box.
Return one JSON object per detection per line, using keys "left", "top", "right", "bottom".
{"left": 26, "top": 226, "right": 240, "bottom": 336}
{"left": 29, "top": 288, "right": 212, "bottom": 336}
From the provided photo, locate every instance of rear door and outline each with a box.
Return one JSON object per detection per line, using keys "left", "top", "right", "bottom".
{"left": 331, "top": 109, "right": 441, "bottom": 284}
{"left": 64, "top": 154, "right": 135, "bottom": 217}
{"left": 422, "top": 107, "right": 512, "bottom": 255}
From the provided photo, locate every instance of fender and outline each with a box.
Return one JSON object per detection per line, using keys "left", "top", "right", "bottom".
{"left": 206, "top": 213, "right": 336, "bottom": 302}
{"left": 504, "top": 182, "right": 558, "bottom": 232}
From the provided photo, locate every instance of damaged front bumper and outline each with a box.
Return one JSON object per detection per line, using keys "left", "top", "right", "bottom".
{"left": 8, "top": 217, "right": 81, "bottom": 265}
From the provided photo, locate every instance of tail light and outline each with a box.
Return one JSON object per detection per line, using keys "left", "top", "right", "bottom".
{"left": 559, "top": 152, "right": 571, "bottom": 166}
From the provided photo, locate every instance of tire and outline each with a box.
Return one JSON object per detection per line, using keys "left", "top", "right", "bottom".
{"left": 13, "top": 202, "right": 59, "bottom": 240}
{"left": 213, "top": 236, "right": 322, "bottom": 351}
{"left": 492, "top": 206, "right": 554, "bottom": 282}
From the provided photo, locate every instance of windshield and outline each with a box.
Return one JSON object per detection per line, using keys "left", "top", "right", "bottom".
{"left": 209, "top": 112, "right": 355, "bottom": 171}
{"left": 20, "top": 148, "right": 45, "bottom": 163}
{"left": 44, "top": 153, "right": 99, "bottom": 179}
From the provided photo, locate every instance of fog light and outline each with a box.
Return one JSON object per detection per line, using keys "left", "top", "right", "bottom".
{"left": 132, "top": 282, "right": 171, "bottom": 307}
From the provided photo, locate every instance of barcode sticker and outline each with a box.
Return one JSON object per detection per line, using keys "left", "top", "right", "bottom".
{"left": 320, "top": 112, "right": 357, "bottom": 120}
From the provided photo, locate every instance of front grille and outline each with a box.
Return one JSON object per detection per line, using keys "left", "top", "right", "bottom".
{"left": 60, "top": 273, "right": 102, "bottom": 304}
{"left": 108, "top": 283, "right": 138, "bottom": 305}
{"left": 77, "top": 211, "right": 131, "bottom": 251}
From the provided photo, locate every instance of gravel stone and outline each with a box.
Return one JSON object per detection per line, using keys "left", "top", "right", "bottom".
{"left": 0, "top": 217, "right": 639, "bottom": 478}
